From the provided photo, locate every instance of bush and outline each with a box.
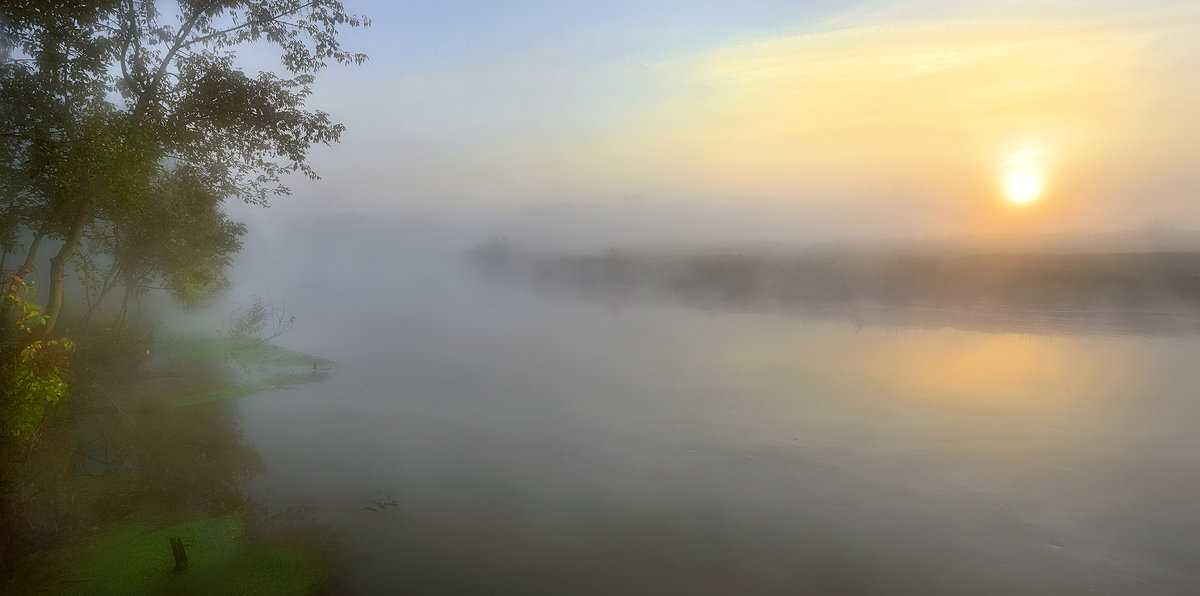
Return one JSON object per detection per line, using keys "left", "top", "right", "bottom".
{"left": 1, "top": 285, "right": 75, "bottom": 438}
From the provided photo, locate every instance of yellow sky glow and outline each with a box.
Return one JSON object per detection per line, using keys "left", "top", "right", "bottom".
{"left": 311, "top": 2, "right": 1200, "bottom": 240}
{"left": 575, "top": 13, "right": 1180, "bottom": 234}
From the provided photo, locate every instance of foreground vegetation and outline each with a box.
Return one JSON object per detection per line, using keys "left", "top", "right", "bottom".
{"left": 1, "top": 311, "right": 338, "bottom": 594}
{"left": 1, "top": 3, "right": 366, "bottom": 589}
{"left": 16, "top": 513, "right": 328, "bottom": 595}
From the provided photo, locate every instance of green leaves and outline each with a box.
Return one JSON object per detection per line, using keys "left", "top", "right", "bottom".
{"left": 3, "top": 280, "right": 48, "bottom": 333}
{"left": 0, "top": 289, "right": 75, "bottom": 437}
{"left": 1, "top": 1, "right": 367, "bottom": 331}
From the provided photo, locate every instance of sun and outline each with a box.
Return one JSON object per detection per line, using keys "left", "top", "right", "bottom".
{"left": 1003, "top": 168, "right": 1043, "bottom": 205}
{"left": 999, "top": 149, "right": 1046, "bottom": 206}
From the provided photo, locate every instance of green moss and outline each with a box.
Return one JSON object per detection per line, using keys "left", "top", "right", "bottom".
{"left": 46, "top": 514, "right": 325, "bottom": 595}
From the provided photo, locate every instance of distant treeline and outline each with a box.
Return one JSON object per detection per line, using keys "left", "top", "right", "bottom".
{"left": 468, "top": 245, "right": 1200, "bottom": 334}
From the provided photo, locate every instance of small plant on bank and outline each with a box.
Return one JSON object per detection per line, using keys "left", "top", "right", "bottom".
{"left": 221, "top": 296, "right": 295, "bottom": 344}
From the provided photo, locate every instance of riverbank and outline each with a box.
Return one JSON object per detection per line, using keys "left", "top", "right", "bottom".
{"left": 1, "top": 330, "right": 337, "bottom": 594}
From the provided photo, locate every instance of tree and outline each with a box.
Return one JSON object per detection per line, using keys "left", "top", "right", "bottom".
{"left": 88, "top": 164, "right": 247, "bottom": 323}
{"left": 0, "top": 0, "right": 368, "bottom": 332}
{"left": 0, "top": 1, "right": 141, "bottom": 328}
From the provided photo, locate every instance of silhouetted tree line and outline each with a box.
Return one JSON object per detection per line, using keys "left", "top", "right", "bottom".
{"left": 479, "top": 249, "right": 1200, "bottom": 332}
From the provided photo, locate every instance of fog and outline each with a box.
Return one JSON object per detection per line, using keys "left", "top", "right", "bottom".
{"left": 7, "top": 0, "right": 1200, "bottom": 594}
{"left": 271, "top": 0, "right": 1200, "bottom": 241}
{"left": 176, "top": 2, "right": 1200, "bottom": 589}
{"left": 194, "top": 224, "right": 1200, "bottom": 593}
{"left": 226, "top": 0, "right": 1200, "bottom": 250}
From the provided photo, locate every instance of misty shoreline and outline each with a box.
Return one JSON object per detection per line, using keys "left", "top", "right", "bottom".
{"left": 469, "top": 248, "right": 1200, "bottom": 336}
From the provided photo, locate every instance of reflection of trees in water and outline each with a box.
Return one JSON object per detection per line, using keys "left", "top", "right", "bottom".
{"left": 1, "top": 397, "right": 268, "bottom": 577}
{"left": 133, "top": 404, "right": 265, "bottom": 514}
{"left": 3, "top": 392, "right": 344, "bottom": 593}
{"left": 71, "top": 401, "right": 263, "bottom": 515}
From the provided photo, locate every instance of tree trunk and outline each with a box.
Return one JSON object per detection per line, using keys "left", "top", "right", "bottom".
{"left": 19, "top": 230, "right": 45, "bottom": 276}
{"left": 0, "top": 230, "right": 46, "bottom": 324}
{"left": 169, "top": 536, "right": 188, "bottom": 572}
{"left": 44, "top": 205, "right": 91, "bottom": 334}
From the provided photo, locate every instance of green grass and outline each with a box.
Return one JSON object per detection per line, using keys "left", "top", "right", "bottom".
{"left": 159, "top": 335, "right": 333, "bottom": 369}
{"left": 43, "top": 514, "right": 325, "bottom": 595}
{"left": 150, "top": 334, "right": 334, "bottom": 407}
{"left": 2, "top": 334, "right": 337, "bottom": 595}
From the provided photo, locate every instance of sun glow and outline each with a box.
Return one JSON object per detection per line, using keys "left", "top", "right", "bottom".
{"left": 1001, "top": 150, "right": 1046, "bottom": 206}
{"left": 1003, "top": 168, "right": 1044, "bottom": 205}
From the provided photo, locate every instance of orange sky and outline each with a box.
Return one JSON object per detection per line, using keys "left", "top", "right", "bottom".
{"left": 580, "top": 8, "right": 1198, "bottom": 234}
{"left": 279, "top": 0, "right": 1200, "bottom": 243}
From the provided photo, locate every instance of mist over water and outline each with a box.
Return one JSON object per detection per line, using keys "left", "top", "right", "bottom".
{"left": 8, "top": 1, "right": 1200, "bottom": 593}
{"left": 221, "top": 234, "right": 1200, "bottom": 594}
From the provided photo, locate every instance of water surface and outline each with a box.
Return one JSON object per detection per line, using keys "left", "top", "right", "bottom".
{"left": 237, "top": 261, "right": 1200, "bottom": 594}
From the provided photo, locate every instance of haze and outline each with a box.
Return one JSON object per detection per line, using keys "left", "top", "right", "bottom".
{"left": 243, "top": 0, "right": 1200, "bottom": 248}
{"left": 6, "top": 1, "right": 1200, "bottom": 594}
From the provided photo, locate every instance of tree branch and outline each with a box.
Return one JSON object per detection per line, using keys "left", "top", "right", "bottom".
{"left": 182, "top": 1, "right": 318, "bottom": 49}
{"left": 134, "top": 0, "right": 222, "bottom": 120}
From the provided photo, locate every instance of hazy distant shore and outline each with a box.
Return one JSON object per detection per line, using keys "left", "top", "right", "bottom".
{"left": 471, "top": 249, "right": 1200, "bottom": 336}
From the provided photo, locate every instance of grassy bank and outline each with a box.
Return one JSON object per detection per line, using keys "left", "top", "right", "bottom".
{"left": 145, "top": 334, "right": 333, "bottom": 407}
{"left": 12, "top": 513, "right": 327, "bottom": 595}
{"left": 1, "top": 329, "right": 338, "bottom": 595}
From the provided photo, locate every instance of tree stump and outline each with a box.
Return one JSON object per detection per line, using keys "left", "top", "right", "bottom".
{"left": 169, "top": 536, "right": 188, "bottom": 572}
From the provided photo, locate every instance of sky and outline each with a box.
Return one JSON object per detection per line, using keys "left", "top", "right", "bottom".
{"left": 240, "top": 0, "right": 1200, "bottom": 247}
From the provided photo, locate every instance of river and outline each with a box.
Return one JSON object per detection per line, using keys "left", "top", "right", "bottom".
{"left": 234, "top": 258, "right": 1200, "bottom": 594}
